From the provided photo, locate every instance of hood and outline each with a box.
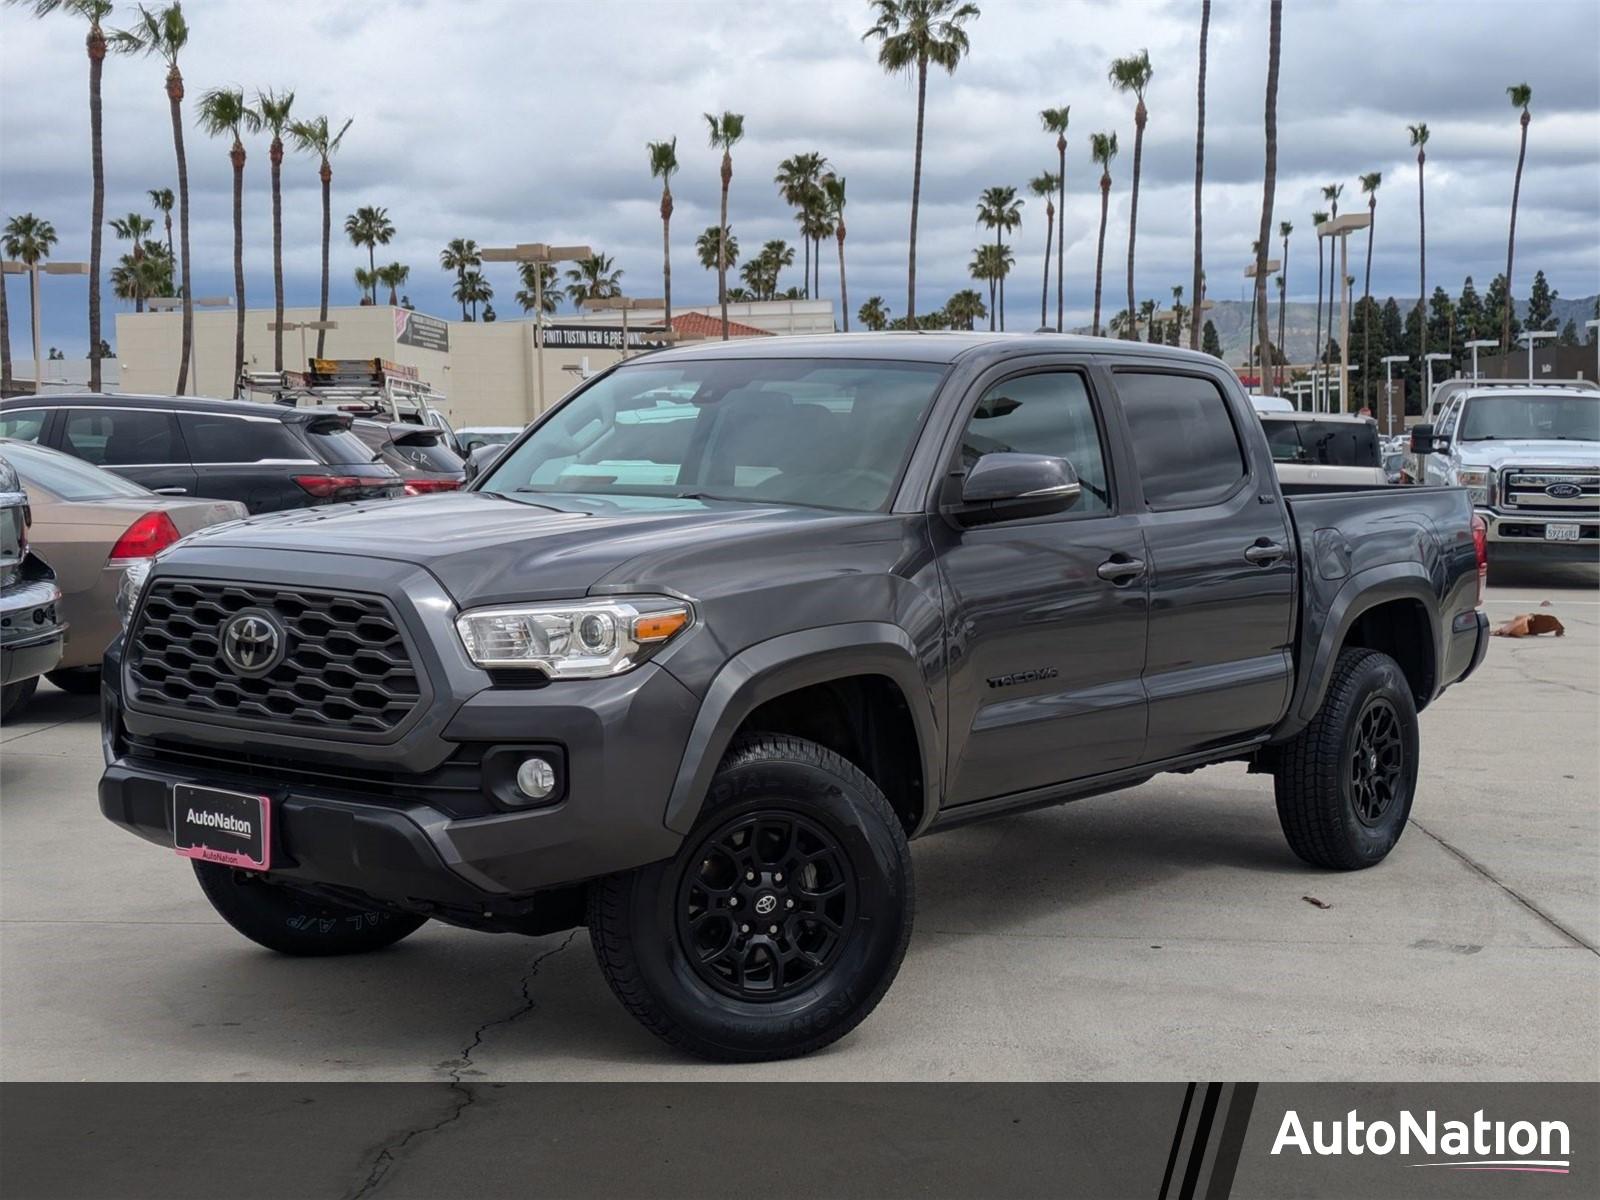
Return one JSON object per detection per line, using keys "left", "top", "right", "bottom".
{"left": 1456, "top": 439, "right": 1600, "bottom": 471}
{"left": 171, "top": 490, "right": 868, "bottom": 605}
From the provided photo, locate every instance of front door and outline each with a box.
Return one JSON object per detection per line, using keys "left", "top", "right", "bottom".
{"left": 935, "top": 366, "right": 1150, "bottom": 806}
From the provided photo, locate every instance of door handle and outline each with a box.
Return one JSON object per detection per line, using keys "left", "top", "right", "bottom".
{"left": 1244, "top": 540, "right": 1286, "bottom": 565}
{"left": 152, "top": 487, "right": 188, "bottom": 496}
{"left": 1096, "top": 556, "right": 1145, "bottom": 583}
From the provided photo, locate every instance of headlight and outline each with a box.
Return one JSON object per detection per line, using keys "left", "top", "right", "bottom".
{"left": 115, "top": 557, "right": 154, "bottom": 629}
{"left": 455, "top": 597, "right": 692, "bottom": 678}
{"left": 1458, "top": 468, "right": 1491, "bottom": 507}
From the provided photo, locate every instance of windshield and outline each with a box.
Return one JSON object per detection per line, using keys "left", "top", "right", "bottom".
{"left": 481, "top": 358, "right": 946, "bottom": 511}
{"left": 1, "top": 439, "right": 152, "bottom": 500}
{"left": 1261, "top": 417, "right": 1380, "bottom": 467}
{"left": 1459, "top": 395, "right": 1599, "bottom": 442}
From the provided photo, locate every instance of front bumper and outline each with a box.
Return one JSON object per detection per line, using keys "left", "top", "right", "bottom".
{"left": 2, "top": 577, "right": 66, "bottom": 685}
{"left": 1479, "top": 509, "right": 1599, "bottom": 561}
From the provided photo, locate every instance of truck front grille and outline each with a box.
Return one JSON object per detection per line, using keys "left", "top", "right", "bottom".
{"left": 1500, "top": 470, "right": 1600, "bottom": 516}
{"left": 128, "top": 579, "right": 422, "bottom": 735}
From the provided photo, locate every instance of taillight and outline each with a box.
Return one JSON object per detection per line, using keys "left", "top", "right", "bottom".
{"left": 109, "top": 510, "right": 182, "bottom": 562}
{"left": 294, "top": 474, "right": 372, "bottom": 498}
{"left": 1471, "top": 513, "right": 1488, "bottom": 606}
{"left": 402, "top": 478, "right": 461, "bottom": 495}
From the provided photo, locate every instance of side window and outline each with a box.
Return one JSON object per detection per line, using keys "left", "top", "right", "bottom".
{"left": 1116, "top": 372, "right": 1247, "bottom": 509}
{"left": 1436, "top": 402, "right": 1460, "bottom": 440}
{"left": 1261, "top": 418, "right": 1305, "bottom": 462}
{"left": 179, "top": 413, "right": 305, "bottom": 464}
{"left": 0, "top": 410, "right": 46, "bottom": 443}
{"left": 63, "top": 408, "right": 181, "bottom": 466}
{"left": 959, "top": 371, "right": 1111, "bottom": 514}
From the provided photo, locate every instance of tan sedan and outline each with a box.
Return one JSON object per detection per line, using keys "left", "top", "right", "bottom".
{"left": 0, "top": 439, "right": 247, "bottom": 691}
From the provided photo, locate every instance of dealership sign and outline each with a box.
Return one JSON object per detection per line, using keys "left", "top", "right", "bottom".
{"left": 1272, "top": 1107, "right": 1572, "bottom": 1174}
{"left": 539, "top": 324, "right": 671, "bottom": 350}
{"left": 396, "top": 309, "right": 450, "bottom": 352}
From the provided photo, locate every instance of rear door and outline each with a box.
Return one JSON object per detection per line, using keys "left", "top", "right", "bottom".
{"left": 56, "top": 406, "right": 197, "bottom": 497}
{"left": 1111, "top": 366, "right": 1296, "bottom": 761}
{"left": 174, "top": 410, "right": 319, "bottom": 512}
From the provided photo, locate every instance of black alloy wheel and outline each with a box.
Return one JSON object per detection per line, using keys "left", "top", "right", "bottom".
{"left": 1348, "top": 696, "right": 1404, "bottom": 826}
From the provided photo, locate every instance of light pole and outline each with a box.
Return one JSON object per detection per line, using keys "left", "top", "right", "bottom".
{"left": 1464, "top": 338, "right": 1497, "bottom": 380}
{"left": 1423, "top": 351, "right": 1452, "bottom": 411}
{"left": 1588, "top": 319, "right": 1600, "bottom": 380}
{"left": 585, "top": 295, "right": 667, "bottom": 361}
{"left": 481, "top": 243, "right": 593, "bottom": 420}
{"left": 151, "top": 295, "right": 231, "bottom": 396}
{"left": 1381, "top": 354, "right": 1408, "bottom": 433}
{"left": 1315, "top": 213, "right": 1372, "bottom": 425}
{"left": 3, "top": 258, "right": 88, "bottom": 392}
{"left": 1243, "top": 257, "right": 1281, "bottom": 392}
{"left": 1519, "top": 329, "right": 1557, "bottom": 382}
{"left": 267, "top": 319, "right": 340, "bottom": 377}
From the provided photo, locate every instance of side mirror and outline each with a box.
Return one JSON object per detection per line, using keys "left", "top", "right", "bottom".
{"left": 1409, "top": 424, "right": 1438, "bottom": 455}
{"left": 949, "top": 452, "right": 1081, "bottom": 527}
{"left": 463, "top": 443, "right": 506, "bottom": 483}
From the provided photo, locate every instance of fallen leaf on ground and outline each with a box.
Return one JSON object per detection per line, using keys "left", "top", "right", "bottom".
{"left": 1302, "top": 895, "right": 1331, "bottom": 910}
{"left": 1492, "top": 613, "right": 1565, "bottom": 638}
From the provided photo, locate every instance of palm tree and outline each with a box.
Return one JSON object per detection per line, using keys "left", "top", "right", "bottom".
{"left": 515, "top": 261, "right": 560, "bottom": 315}
{"left": 9, "top": 1, "right": 113, "bottom": 389}
{"left": 453, "top": 270, "right": 491, "bottom": 321}
{"left": 1502, "top": 84, "right": 1532, "bottom": 367}
{"left": 1039, "top": 106, "right": 1069, "bottom": 331}
{"left": 108, "top": 213, "right": 156, "bottom": 312}
{"left": 1409, "top": 122, "right": 1429, "bottom": 367}
{"left": 112, "top": 2, "right": 194, "bottom": 392}
{"left": 800, "top": 197, "right": 834, "bottom": 300}
{"left": 1190, "top": 0, "right": 1210, "bottom": 349}
{"left": 775, "top": 152, "right": 828, "bottom": 299}
{"left": 353, "top": 267, "right": 377, "bottom": 303}
{"left": 197, "top": 87, "right": 260, "bottom": 391}
{"left": 288, "top": 113, "right": 353, "bottom": 356}
{"left": 1169, "top": 285, "right": 1186, "bottom": 347}
{"left": 111, "top": 248, "right": 170, "bottom": 311}
{"left": 1358, "top": 171, "right": 1382, "bottom": 405}
{"left": 945, "top": 288, "right": 986, "bottom": 330}
{"left": 863, "top": 0, "right": 980, "bottom": 323}
{"left": 344, "top": 206, "right": 394, "bottom": 304}
{"left": 976, "top": 185, "right": 1022, "bottom": 330}
{"left": 823, "top": 175, "right": 850, "bottom": 331}
{"left": 1310, "top": 209, "right": 1328, "bottom": 409}
{"left": 1028, "top": 172, "right": 1060, "bottom": 330}
{"left": 703, "top": 111, "right": 745, "bottom": 340}
{"left": 1247, "top": 239, "right": 1261, "bottom": 371}
{"left": 439, "top": 238, "right": 481, "bottom": 320}
{"left": 1108, "top": 48, "right": 1153, "bottom": 338}
{"left": 3, "top": 214, "right": 58, "bottom": 389}
{"left": 255, "top": 89, "right": 294, "bottom": 369}
{"left": 1321, "top": 183, "right": 1343, "bottom": 406}
{"left": 1089, "top": 131, "right": 1118, "bottom": 337}
{"left": 1277, "top": 220, "right": 1292, "bottom": 392}
{"left": 148, "top": 186, "right": 175, "bottom": 262}
{"left": 565, "top": 253, "right": 622, "bottom": 310}
{"left": 696, "top": 225, "right": 739, "bottom": 272}
{"left": 647, "top": 137, "right": 679, "bottom": 329}
{"left": 376, "top": 262, "right": 409, "bottom": 307}
{"left": 858, "top": 296, "right": 890, "bottom": 331}
{"left": 1253, "top": 1, "right": 1281, "bottom": 394}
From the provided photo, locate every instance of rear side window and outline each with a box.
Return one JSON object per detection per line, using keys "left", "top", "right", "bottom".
{"left": 0, "top": 409, "right": 46, "bottom": 443}
{"left": 301, "top": 420, "right": 374, "bottom": 465}
{"left": 178, "top": 413, "right": 309, "bottom": 464}
{"left": 1116, "top": 372, "right": 1246, "bottom": 508}
{"left": 63, "top": 408, "right": 181, "bottom": 466}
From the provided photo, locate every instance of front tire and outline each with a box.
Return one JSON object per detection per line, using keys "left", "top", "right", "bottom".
{"left": 588, "top": 734, "right": 914, "bottom": 1062}
{"left": 1273, "top": 648, "right": 1419, "bottom": 870}
{"left": 193, "top": 861, "right": 427, "bottom": 956}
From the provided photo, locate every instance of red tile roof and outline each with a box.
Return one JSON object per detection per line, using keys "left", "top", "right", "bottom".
{"left": 669, "top": 311, "right": 774, "bottom": 340}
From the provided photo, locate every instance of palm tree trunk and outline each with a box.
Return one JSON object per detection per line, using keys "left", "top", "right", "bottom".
{"left": 317, "top": 162, "right": 331, "bottom": 356}
{"left": 1041, "top": 202, "right": 1054, "bottom": 329}
{"left": 1254, "top": 1, "right": 1281, "bottom": 395}
{"left": 1362, "top": 200, "right": 1376, "bottom": 407}
{"left": 1312, "top": 234, "right": 1324, "bottom": 412}
{"left": 1417, "top": 152, "right": 1427, "bottom": 378}
{"left": 661, "top": 188, "right": 673, "bottom": 332}
{"left": 87, "top": 25, "right": 106, "bottom": 392}
{"left": 718, "top": 151, "right": 731, "bottom": 340}
{"left": 1190, "top": 0, "right": 1210, "bottom": 349}
{"left": 1277, "top": 233, "right": 1289, "bottom": 393}
{"left": 1327, "top": 215, "right": 1338, "bottom": 396}
{"left": 458, "top": 269, "right": 467, "bottom": 321}
{"left": 230, "top": 140, "right": 247, "bottom": 395}
{"left": 367, "top": 244, "right": 377, "bottom": 304}
{"left": 271, "top": 137, "right": 285, "bottom": 371}
{"left": 1125, "top": 101, "right": 1146, "bottom": 339}
{"left": 167, "top": 68, "right": 193, "bottom": 394}
{"left": 1248, "top": 287, "right": 1257, "bottom": 378}
{"left": 1093, "top": 178, "right": 1110, "bottom": 337}
{"left": 0, "top": 267, "right": 12, "bottom": 391}
{"left": 836, "top": 228, "right": 849, "bottom": 332}
{"left": 1056, "top": 138, "right": 1066, "bottom": 332}
{"left": 800, "top": 235, "right": 810, "bottom": 301}
{"left": 906, "top": 55, "right": 928, "bottom": 322}
{"left": 1501, "top": 111, "right": 1529, "bottom": 374}
{"left": 29, "top": 268, "right": 42, "bottom": 392}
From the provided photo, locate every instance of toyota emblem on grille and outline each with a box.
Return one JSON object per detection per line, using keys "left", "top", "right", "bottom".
{"left": 1545, "top": 482, "right": 1583, "bottom": 499}
{"left": 220, "top": 610, "right": 287, "bottom": 676}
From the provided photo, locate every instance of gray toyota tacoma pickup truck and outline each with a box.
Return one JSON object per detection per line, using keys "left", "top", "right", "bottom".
{"left": 100, "top": 334, "right": 1489, "bottom": 1061}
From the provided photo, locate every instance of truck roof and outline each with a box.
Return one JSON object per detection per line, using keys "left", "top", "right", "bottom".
{"left": 641, "top": 331, "right": 1228, "bottom": 369}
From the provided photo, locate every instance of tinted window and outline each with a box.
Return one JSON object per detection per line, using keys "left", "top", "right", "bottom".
{"left": 63, "top": 408, "right": 181, "bottom": 466}
{"left": 386, "top": 438, "right": 462, "bottom": 473}
{"left": 1117, "top": 372, "right": 1246, "bottom": 508}
{"left": 1459, "top": 395, "right": 1599, "bottom": 442}
{"left": 302, "top": 420, "right": 375, "bottom": 465}
{"left": 960, "top": 372, "right": 1111, "bottom": 514}
{"left": 1, "top": 440, "right": 151, "bottom": 500}
{"left": 0, "top": 409, "right": 46, "bottom": 443}
{"left": 1260, "top": 417, "right": 1380, "bottom": 467}
{"left": 178, "top": 413, "right": 308, "bottom": 464}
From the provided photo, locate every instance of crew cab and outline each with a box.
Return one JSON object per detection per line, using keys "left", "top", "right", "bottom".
{"left": 1411, "top": 379, "right": 1599, "bottom": 570}
{"left": 98, "top": 334, "right": 1490, "bottom": 1061}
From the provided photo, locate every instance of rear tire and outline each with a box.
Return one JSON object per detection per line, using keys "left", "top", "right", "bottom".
{"left": 1273, "top": 648, "right": 1419, "bottom": 870}
{"left": 45, "top": 666, "right": 101, "bottom": 695}
{"left": 588, "top": 734, "right": 913, "bottom": 1062}
{"left": 1, "top": 676, "right": 38, "bottom": 721}
{"left": 193, "top": 861, "right": 427, "bottom": 956}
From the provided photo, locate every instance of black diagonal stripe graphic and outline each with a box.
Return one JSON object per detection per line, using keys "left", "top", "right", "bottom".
{"left": 1158, "top": 1082, "right": 1197, "bottom": 1200}
{"left": 1177, "top": 1082, "right": 1224, "bottom": 1200}
{"left": 1204, "top": 1083, "right": 1259, "bottom": 1200}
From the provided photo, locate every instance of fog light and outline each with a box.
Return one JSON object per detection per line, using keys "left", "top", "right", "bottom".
{"left": 515, "top": 756, "right": 557, "bottom": 801}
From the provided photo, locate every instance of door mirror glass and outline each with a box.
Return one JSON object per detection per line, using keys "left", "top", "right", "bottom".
{"left": 954, "top": 452, "right": 1080, "bottom": 525}
{"left": 1409, "top": 424, "right": 1437, "bottom": 455}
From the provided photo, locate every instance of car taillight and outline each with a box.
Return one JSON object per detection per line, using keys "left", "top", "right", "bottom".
{"left": 294, "top": 474, "right": 372, "bottom": 498}
{"left": 1471, "top": 513, "right": 1488, "bottom": 606}
{"left": 402, "top": 479, "right": 461, "bottom": 495}
{"left": 109, "top": 510, "right": 182, "bottom": 562}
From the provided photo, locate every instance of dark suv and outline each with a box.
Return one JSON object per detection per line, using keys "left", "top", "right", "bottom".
{"left": 0, "top": 394, "right": 403, "bottom": 514}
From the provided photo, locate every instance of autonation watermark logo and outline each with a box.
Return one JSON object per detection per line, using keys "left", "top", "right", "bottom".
{"left": 1272, "top": 1107, "right": 1572, "bottom": 1175}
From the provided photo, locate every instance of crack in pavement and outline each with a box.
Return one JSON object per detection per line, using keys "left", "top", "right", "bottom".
{"left": 1408, "top": 818, "right": 1598, "bottom": 957}
{"left": 344, "top": 930, "right": 579, "bottom": 1200}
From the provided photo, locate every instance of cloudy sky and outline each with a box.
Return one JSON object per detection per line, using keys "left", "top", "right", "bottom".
{"left": 3, "top": 0, "right": 1597, "bottom": 359}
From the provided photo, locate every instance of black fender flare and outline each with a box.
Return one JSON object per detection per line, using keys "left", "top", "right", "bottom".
{"left": 1278, "top": 562, "right": 1441, "bottom": 737}
{"left": 663, "top": 622, "right": 943, "bottom": 836}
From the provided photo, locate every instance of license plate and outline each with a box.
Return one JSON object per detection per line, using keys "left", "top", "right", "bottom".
{"left": 1546, "top": 523, "right": 1581, "bottom": 542}
{"left": 173, "top": 784, "right": 271, "bottom": 870}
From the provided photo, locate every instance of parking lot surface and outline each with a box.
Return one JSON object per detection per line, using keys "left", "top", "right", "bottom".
{"left": 3, "top": 567, "right": 1596, "bottom": 1082}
